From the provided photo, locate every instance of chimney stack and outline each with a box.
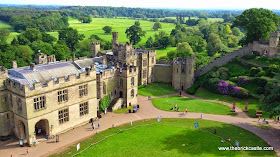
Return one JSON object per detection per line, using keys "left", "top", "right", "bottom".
{"left": 102, "top": 54, "right": 107, "bottom": 66}
{"left": 30, "top": 63, "right": 35, "bottom": 71}
{"left": 12, "top": 60, "right": 17, "bottom": 69}
{"left": 72, "top": 53, "right": 75, "bottom": 62}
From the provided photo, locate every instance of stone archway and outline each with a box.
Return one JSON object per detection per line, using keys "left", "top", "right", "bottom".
{"left": 35, "top": 119, "right": 49, "bottom": 139}
{"left": 18, "top": 120, "right": 26, "bottom": 140}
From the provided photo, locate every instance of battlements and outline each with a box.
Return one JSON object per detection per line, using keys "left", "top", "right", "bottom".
{"left": 173, "top": 55, "right": 196, "bottom": 65}
{"left": 7, "top": 67, "right": 96, "bottom": 94}
{"left": 91, "top": 42, "right": 100, "bottom": 45}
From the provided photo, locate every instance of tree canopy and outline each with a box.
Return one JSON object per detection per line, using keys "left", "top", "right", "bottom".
{"left": 125, "top": 21, "right": 146, "bottom": 45}
{"left": 233, "top": 8, "right": 280, "bottom": 44}
{"left": 58, "top": 27, "right": 85, "bottom": 51}
{"left": 102, "top": 26, "right": 112, "bottom": 34}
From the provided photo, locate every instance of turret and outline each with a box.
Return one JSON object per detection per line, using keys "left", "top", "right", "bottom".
{"left": 91, "top": 42, "right": 100, "bottom": 57}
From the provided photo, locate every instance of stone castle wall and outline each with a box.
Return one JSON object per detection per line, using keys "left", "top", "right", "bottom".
{"left": 153, "top": 64, "right": 173, "bottom": 83}
{"left": 194, "top": 44, "right": 253, "bottom": 78}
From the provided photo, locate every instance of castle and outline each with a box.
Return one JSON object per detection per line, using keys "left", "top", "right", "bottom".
{"left": 0, "top": 32, "right": 159, "bottom": 145}
{"left": 2, "top": 31, "right": 277, "bottom": 145}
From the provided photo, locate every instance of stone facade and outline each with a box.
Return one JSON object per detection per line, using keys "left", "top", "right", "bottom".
{"left": 0, "top": 32, "right": 156, "bottom": 145}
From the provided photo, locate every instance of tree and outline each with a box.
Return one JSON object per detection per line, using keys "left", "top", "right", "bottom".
{"left": 224, "top": 25, "right": 232, "bottom": 35}
{"left": 153, "top": 22, "right": 162, "bottom": 31}
{"left": 159, "top": 36, "right": 170, "bottom": 49}
{"left": 0, "top": 29, "right": 10, "bottom": 44}
{"left": 78, "top": 15, "right": 92, "bottom": 23}
{"left": 146, "top": 36, "right": 154, "bottom": 48}
{"left": 125, "top": 21, "right": 146, "bottom": 45}
{"left": 11, "top": 38, "right": 19, "bottom": 46}
{"left": 261, "top": 74, "right": 280, "bottom": 117}
{"left": 102, "top": 26, "right": 112, "bottom": 34}
{"left": 58, "top": 27, "right": 85, "bottom": 51}
{"left": 53, "top": 43, "right": 71, "bottom": 60}
{"left": 176, "top": 42, "right": 194, "bottom": 57}
{"left": 22, "top": 28, "right": 42, "bottom": 43}
{"left": 233, "top": 8, "right": 280, "bottom": 44}
{"left": 29, "top": 40, "right": 53, "bottom": 55}
{"left": 206, "top": 33, "right": 227, "bottom": 56}
{"left": 42, "top": 32, "right": 56, "bottom": 44}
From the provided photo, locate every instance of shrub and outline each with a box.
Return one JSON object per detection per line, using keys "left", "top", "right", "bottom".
{"left": 217, "top": 80, "right": 249, "bottom": 98}
{"left": 218, "top": 67, "right": 229, "bottom": 80}
{"left": 202, "top": 77, "right": 220, "bottom": 93}
{"left": 229, "top": 77, "right": 238, "bottom": 83}
{"left": 250, "top": 77, "right": 268, "bottom": 87}
{"left": 186, "top": 82, "right": 200, "bottom": 95}
{"left": 250, "top": 67, "right": 261, "bottom": 77}
{"left": 228, "top": 43, "right": 239, "bottom": 48}
{"left": 243, "top": 54, "right": 256, "bottom": 60}
{"left": 256, "top": 71, "right": 266, "bottom": 77}
{"left": 231, "top": 86, "right": 249, "bottom": 98}
{"left": 237, "top": 76, "right": 249, "bottom": 87}
{"left": 267, "top": 64, "right": 280, "bottom": 77}
{"left": 256, "top": 87, "right": 264, "bottom": 94}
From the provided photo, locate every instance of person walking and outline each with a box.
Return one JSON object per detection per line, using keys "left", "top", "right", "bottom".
{"left": 98, "top": 123, "right": 100, "bottom": 129}
{"left": 200, "top": 113, "right": 203, "bottom": 119}
{"left": 92, "top": 123, "right": 95, "bottom": 130}
{"left": 26, "top": 149, "right": 29, "bottom": 154}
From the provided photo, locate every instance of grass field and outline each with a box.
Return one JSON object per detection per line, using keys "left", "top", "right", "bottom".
{"left": 138, "top": 83, "right": 177, "bottom": 96}
{"left": 156, "top": 46, "right": 176, "bottom": 59}
{"left": 47, "top": 17, "right": 176, "bottom": 47}
{"left": 51, "top": 118, "right": 276, "bottom": 157}
{"left": 194, "top": 88, "right": 270, "bottom": 118}
{"left": 152, "top": 96, "right": 235, "bottom": 115}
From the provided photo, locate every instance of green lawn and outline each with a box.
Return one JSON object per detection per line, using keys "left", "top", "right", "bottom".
{"left": 194, "top": 88, "right": 270, "bottom": 118}
{"left": 51, "top": 118, "right": 276, "bottom": 157}
{"left": 152, "top": 96, "right": 235, "bottom": 115}
{"left": 138, "top": 83, "right": 177, "bottom": 96}
{"left": 156, "top": 46, "right": 176, "bottom": 59}
{"left": 113, "top": 106, "right": 134, "bottom": 114}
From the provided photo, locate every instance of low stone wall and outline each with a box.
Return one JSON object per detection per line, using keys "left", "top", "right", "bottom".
{"left": 154, "top": 64, "right": 173, "bottom": 83}
{"left": 194, "top": 44, "right": 253, "bottom": 78}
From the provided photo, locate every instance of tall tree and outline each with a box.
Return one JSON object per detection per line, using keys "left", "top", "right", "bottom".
{"left": 58, "top": 27, "right": 85, "bottom": 51}
{"left": 22, "top": 28, "right": 42, "bottom": 43}
{"left": 233, "top": 8, "right": 280, "bottom": 44}
{"left": 125, "top": 21, "right": 146, "bottom": 45}
{"left": 145, "top": 36, "right": 154, "bottom": 48}
{"left": 176, "top": 42, "right": 194, "bottom": 57}
{"left": 0, "top": 29, "right": 10, "bottom": 44}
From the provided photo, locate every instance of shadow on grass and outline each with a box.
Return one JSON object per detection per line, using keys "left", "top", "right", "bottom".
{"left": 161, "top": 124, "right": 277, "bottom": 157}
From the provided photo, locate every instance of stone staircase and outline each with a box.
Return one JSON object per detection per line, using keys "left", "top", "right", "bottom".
{"left": 109, "top": 98, "right": 124, "bottom": 112}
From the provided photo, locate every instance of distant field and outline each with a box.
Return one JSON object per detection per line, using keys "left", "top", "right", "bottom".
{"left": 47, "top": 17, "right": 175, "bottom": 47}
{"left": 3, "top": 16, "right": 223, "bottom": 45}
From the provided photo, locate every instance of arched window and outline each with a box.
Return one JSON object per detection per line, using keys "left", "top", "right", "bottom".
{"left": 103, "top": 82, "right": 106, "bottom": 94}
{"left": 131, "top": 77, "right": 134, "bottom": 86}
{"left": 131, "top": 89, "right": 134, "bottom": 97}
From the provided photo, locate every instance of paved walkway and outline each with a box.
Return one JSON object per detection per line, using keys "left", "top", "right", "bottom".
{"left": 0, "top": 94, "right": 280, "bottom": 157}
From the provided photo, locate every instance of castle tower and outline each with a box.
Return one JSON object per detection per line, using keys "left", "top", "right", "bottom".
{"left": 269, "top": 32, "right": 280, "bottom": 48}
{"left": 113, "top": 32, "right": 119, "bottom": 46}
{"left": 91, "top": 42, "right": 100, "bottom": 57}
{"left": 171, "top": 56, "right": 195, "bottom": 91}
{"left": 35, "top": 53, "right": 48, "bottom": 64}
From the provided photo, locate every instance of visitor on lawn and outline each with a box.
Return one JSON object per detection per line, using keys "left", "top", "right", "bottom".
{"left": 175, "top": 104, "right": 177, "bottom": 109}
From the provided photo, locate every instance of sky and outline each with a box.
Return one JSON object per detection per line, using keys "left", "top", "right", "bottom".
{"left": 0, "top": 0, "right": 279, "bottom": 10}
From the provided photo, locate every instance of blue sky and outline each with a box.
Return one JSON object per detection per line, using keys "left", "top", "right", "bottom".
{"left": 0, "top": 0, "right": 279, "bottom": 10}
